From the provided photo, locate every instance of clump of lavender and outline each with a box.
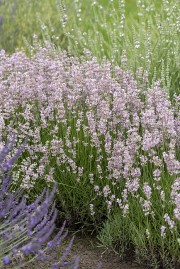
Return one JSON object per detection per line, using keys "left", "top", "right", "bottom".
{"left": 0, "top": 45, "right": 179, "bottom": 268}
{"left": 0, "top": 136, "right": 79, "bottom": 268}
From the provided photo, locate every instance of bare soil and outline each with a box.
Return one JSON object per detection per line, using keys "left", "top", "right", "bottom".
{"left": 3, "top": 236, "right": 145, "bottom": 269}
{"left": 67, "top": 236, "right": 144, "bottom": 269}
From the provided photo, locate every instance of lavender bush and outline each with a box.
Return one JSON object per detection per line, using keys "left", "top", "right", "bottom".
{"left": 0, "top": 136, "right": 79, "bottom": 268}
{"left": 37, "top": 0, "right": 180, "bottom": 99}
{"left": 0, "top": 45, "right": 179, "bottom": 268}
{"left": 1, "top": 0, "right": 179, "bottom": 98}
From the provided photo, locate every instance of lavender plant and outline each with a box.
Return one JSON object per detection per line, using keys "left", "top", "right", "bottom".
{"left": 0, "top": 46, "right": 179, "bottom": 268}
{"left": 0, "top": 136, "right": 79, "bottom": 268}
{"left": 1, "top": 1, "right": 179, "bottom": 97}
{"left": 40, "top": 0, "right": 179, "bottom": 98}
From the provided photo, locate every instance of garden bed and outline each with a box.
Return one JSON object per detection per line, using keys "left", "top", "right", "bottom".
{"left": 24, "top": 235, "right": 145, "bottom": 269}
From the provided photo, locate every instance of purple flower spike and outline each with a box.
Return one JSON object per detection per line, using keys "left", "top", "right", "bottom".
{"left": 0, "top": 137, "right": 79, "bottom": 268}
{"left": 3, "top": 256, "right": 10, "bottom": 265}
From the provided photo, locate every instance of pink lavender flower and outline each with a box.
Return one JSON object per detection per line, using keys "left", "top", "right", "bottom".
{"left": 164, "top": 213, "right": 175, "bottom": 229}
{"left": 89, "top": 204, "right": 95, "bottom": 216}
{"left": 140, "top": 198, "right": 152, "bottom": 216}
{"left": 171, "top": 178, "right": 180, "bottom": 220}
{"left": 143, "top": 182, "right": 152, "bottom": 199}
{"left": 160, "top": 225, "right": 166, "bottom": 237}
{"left": 103, "top": 185, "right": 111, "bottom": 197}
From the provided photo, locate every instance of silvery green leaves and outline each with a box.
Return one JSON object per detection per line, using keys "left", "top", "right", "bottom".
{"left": 0, "top": 137, "right": 79, "bottom": 268}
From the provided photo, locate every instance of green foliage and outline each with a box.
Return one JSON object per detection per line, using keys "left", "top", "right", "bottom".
{"left": 0, "top": 0, "right": 67, "bottom": 54}
{"left": 97, "top": 211, "right": 132, "bottom": 259}
{"left": 98, "top": 208, "right": 180, "bottom": 268}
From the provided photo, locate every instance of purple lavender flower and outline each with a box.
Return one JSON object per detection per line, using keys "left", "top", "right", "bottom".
{"left": 2, "top": 256, "right": 10, "bottom": 265}
{"left": 0, "top": 137, "right": 79, "bottom": 268}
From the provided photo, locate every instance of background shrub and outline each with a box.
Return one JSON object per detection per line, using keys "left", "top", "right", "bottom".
{"left": 0, "top": 0, "right": 179, "bottom": 99}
